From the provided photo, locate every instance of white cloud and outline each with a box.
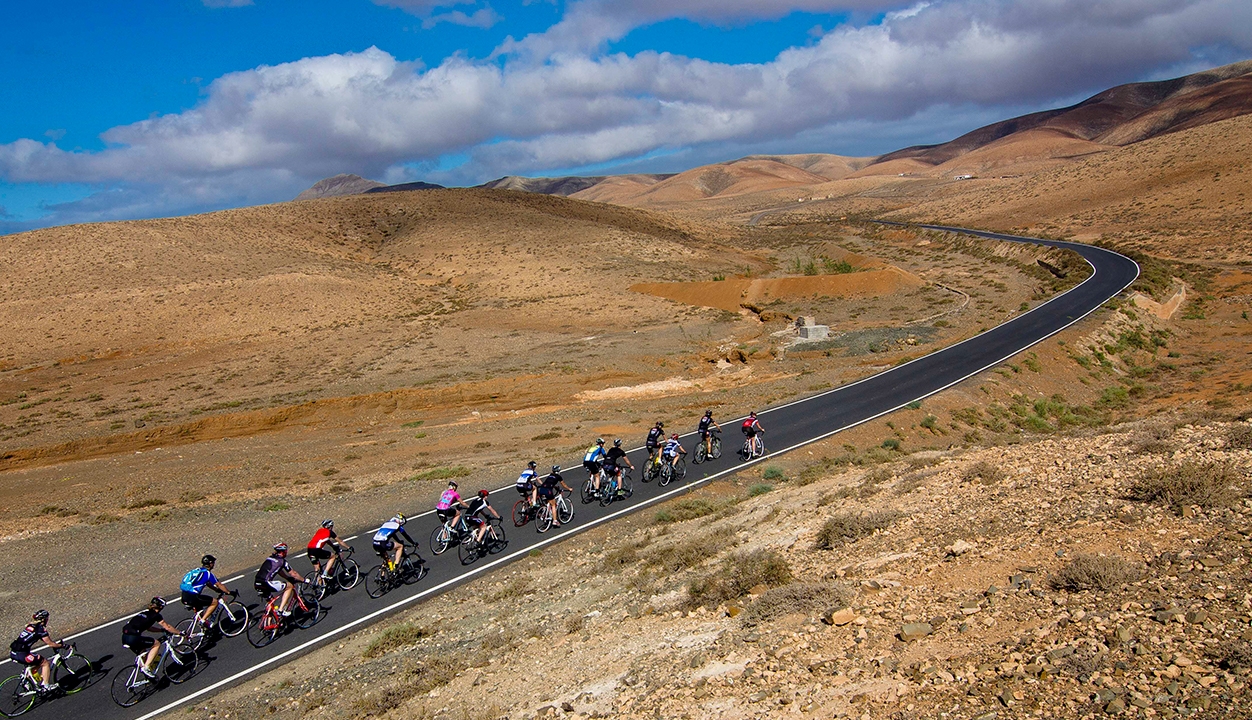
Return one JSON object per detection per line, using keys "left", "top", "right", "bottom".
{"left": 3, "top": 0, "right": 1250, "bottom": 225}
{"left": 423, "top": 7, "right": 502, "bottom": 29}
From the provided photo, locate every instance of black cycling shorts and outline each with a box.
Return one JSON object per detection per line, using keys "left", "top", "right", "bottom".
{"left": 180, "top": 590, "right": 212, "bottom": 611}
{"left": 8, "top": 651, "right": 39, "bottom": 666}
{"left": 516, "top": 485, "right": 533, "bottom": 497}
{"left": 583, "top": 460, "right": 601, "bottom": 473}
{"left": 373, "top": 540, "right": 395, "bottom": 556}
{"left": 307, "top": 546, "right": 332, "bottom": 561}
{"left": 538, "top": 486, "right": 557, "bottom": 499}
{"left": 435, "top": 508, "right": 455, "bottom": 523}
{"left": 122, "top": 635, "right": 154, "bottom": 655}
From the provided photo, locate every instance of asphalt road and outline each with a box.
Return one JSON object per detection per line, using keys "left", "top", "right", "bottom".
{"left": 7, "top": 225, "right": 1138, "bottom": 720}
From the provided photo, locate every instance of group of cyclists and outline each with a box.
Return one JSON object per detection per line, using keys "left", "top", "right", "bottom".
{"left": 10, "top": 408, "right": 767, "bottom": 700}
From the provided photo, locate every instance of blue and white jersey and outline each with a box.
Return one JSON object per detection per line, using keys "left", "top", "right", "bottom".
{"left": 583, "top": 445, "right": 606, "bottom": 463}
{"left": 662, "top": 438, "right": 681, "bottom": 457}
{"left": 373, "top": 521, "right": 402, "bottom": 543}
{"left": 515, "top": 468, "right": 537, "bottom": 490}
{"left": 180, "top": 567, "right": 218, "bottom": 594}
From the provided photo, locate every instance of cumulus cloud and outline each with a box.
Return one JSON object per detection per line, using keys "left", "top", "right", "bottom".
{"left": 423, "top": 7, "right": 502, "bottom": 29}
{"left": 3, "top": 0, "right": 1250, "bottom": 225}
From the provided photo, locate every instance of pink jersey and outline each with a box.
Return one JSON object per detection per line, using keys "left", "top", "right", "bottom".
{"left": 436, "top": 488, "right": 461, "bottom": 510}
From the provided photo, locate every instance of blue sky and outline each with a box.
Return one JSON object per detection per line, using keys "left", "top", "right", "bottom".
{"left": 2, "top": 0, "right": 1250, "bottom": 233}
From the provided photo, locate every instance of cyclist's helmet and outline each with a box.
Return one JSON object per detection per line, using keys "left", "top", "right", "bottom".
{"left": 478, "top": 489, "right": 489, "bottom": 498}
{"left": 527, "top": 460, "right": 537, "bottom": 469}
{"left": 671, "top": 433, "right": 679, "bottom": 440}
{"left": 32, "top": 609, "right": 49, "bottom": 623}
{"left": 150, "top": 597, "right": 167, "bottom": 611}
{"left": 596, "top": 437, "right": 604, "bottom": 445}
{"left": 392, "top": 513, "right": 407, "bottom": 526}
{"left": 201, "top": 554, "right": 216, "bottom": 567}
{"left": 447, "top": 480, "right": 458, "bottom": 489}
{"left": 273, "top": 542, "right": 289, "bottom": 555}
{"left": 705, "top": 410, "right": 713, "bottom": 417}
{"left": 552, "top": 465, "right": 561, "bottom": 473}
{"left": 613, "top": 438, "right": 622, "bottom": 447}
{"left": 321, "top": 519, "right": 334, "bottom": 529}
{"left": 657, "top": 421, "right": 664, "bottom": 428}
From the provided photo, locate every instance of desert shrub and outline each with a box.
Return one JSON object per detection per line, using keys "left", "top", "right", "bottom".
{"left": 39, "top": 505, "right": 77, "bottom": 517}
{"left": 813, "top": 511, "right": 901, "bottom": 550}
{"left": 962, "top": 460, "right": 1005, "bottom": 485}
{"left": 1208, "top": 640, "right": 1252, "bottom": 670}
{"left": 126, "top": 498, "right": 166, "bottom": 509}
{"left": 352, "top": 656, "right": 465, "bottom": 716}
{"left": 686, "top": 549, "right": 792, "bottom": 609}
{"left": 1227, "top": 424, "right": 1252, "bottom": 450}
{"left": 645, "top": 529, "right": 733, "bottom": 573}
{"left": 411, "top": 466, "right": 471, "bottom": 482}
{"left": 1049, "top": 554, "right": 1143, "bottom": 592}
{"left": 564, "top": 615, "right": 585, "bottom": 634}
{"left": 486, "top": 577, "right": 532, "bottom": 602}
{"left": 742, "top": 582, "right": 850, "bottom": 624}
{"left": 363, "top": 622, "right": 431, "bottom": 658}
{"left": 748, "top": 483, "right": 773, "bottom": 497}
{"left": 655, "top": 498, "right": 716, "bottom": 523}
{"left": 762, "top": 466, "right": 786, "bottom": 481}
{"left": 1128, "top": 460, "right": 1243, "bottom": 510}
{"left": 881, "top": 438, "right": 901, "bottom": 451}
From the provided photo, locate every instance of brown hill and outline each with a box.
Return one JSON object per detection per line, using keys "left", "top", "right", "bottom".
{"left": 870, "top": 59, "right": 1252, "bottom": 170}
{"left": 479, "top": 174, "right": 673, "bottom": 197}
{"left": 608, "top": 157, "right": 833, "bottom": 205}
{"left": 293, "top": 173, "right": 385, "bottom": 200}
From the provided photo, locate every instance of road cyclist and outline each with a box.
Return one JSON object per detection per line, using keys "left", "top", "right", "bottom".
{"left": 306, "top": 518, "right": 358, "bottom": 596}
{"left": 434, "top": 481, "right": 466, "bottom": 542}
{"left": 741, "top": 411, "right": 766, "bottom": 459}
{"left": 600, "top": 438, "right": 634, "bottom": 502}
{"left": 179, "top": 555, "right": 236, "bottom": 635}
{"left": 538, "top": 466, "right": 573, "bottom": 529}
{"left": 694, "top": 410, "right": 722, "bottom": 463}
{"left": 582, "top": 437, "right": 608, "bottom": 499}
{"left": 253, "top": 543, "right": 306, "bottom": 618}
{"left": 462, "top": 490, "right": 501, "bottom": 545}
{"left": 373, "top": 514, "right": 420, "bottom": 572}
{"left": 120, "top": 598, "right": 183, "bottom": 681}
{"left": 512, "top": 460, "right": 541, "bottom": 525}
{"left": 659, "top": 433, "right": 687, "bottom": 485}
{"left": 643, "top": 421, "right": 666, "bottom": 480}
{"left": 366, "top": 514, "right": 427, "bottom": 597}
{"left": 8, "top": 610, "right": 67, "bottom": 695}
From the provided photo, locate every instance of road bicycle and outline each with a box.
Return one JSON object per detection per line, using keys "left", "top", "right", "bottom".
{"left": 693, "top": 429, "right": 722, "bottom": 464}
{"left": 457, "top": 517, "right": 508, "bottom": 565}
{"left": 109, "top": 634, "right": 198, "bottom": 708}
{"left": 309, "top": 546, "right": 362, "bottom": 600}
{"left": 598, "top": 468, "right": 633, "bottom": 507}
{"left": 580, "top": 467, "right": 610, "bottom": 504}
{"left": 740, "top": 431, "right": 766, "bottom": 461}
{"left": 536, "top": 490, "right": 574, "bottom": 533}
{"left": 512, "top": 495, "right": 542, "bottom": 527}
{"left": 0, "top": 645, "right": 93, "bottom": 717}
{"left": 364, "top": 546, "right": 427, "bottom": 599}
{"left": 430, "top": 517, "right": 472, "bottom": 555}
{"left": 246, "top": 582, "right": 322, "bottom": 648}
{"left": 641, "top": 449, "right": 662, "bottom": 482}
{"left": 658, "top": 456, "right": 687, "bottom": 487}
{"left": 175, "top": 589, "right": 248, "bottom": 651}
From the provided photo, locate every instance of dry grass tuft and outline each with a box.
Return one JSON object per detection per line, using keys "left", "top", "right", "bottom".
{"left": 363, "top": 622, "right": 432, "bottom": 659}
{"left": 687, "top": 549, "right": 792, "bottom": 609}
{"left": 742, "top": 582, "right": 850, "bottom": 624}
{"left": 1049, "top": 554, "right": 1143, "bottom": 592}
{"left": 962, "top": 460, "right": 1006, "bottom": 485}
{"left": 1128, "top": 460, "right": 1243, "bottom": 510}
{"left": 813, "top": 511, "right": 902, "bottom": 550}
{"left": 1227, "top": 424, "right": 1252, "bottom": 450}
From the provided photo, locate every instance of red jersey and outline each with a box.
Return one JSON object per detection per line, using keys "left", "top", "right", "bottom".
{"left": 308, "top": 527, "right": 334, "bottom": 550}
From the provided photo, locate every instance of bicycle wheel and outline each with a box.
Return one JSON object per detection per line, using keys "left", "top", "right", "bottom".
{"left": 164, "top": 645, "right": 199, "bottom": 684}
{"left": 429, "top": 526, "right": 451, "bottom": 555}
{"left": 658, "top": 463, "right": 673, "bottom": 487}
{"left": 336, "top": 559, "right": 361, "bottom": 591}
{"left": 675, "top": 457, "right": 687, "bottom": 480}
{"left": 693, "top": 444, "right": 707, "bottom": 464}
{"left": 619, "top": 474, "right": 633, "bottom": 499}
{"left": 247, "top": 609, "right": 281, "bottom": 648}
{"left": 711, "top": 436, "right": 722, "bottom": 459}
{"left": 580, "top": 479, "right": 596, "bottom": 504}
{"left": 293, "top": 589, "right": 321, "bottom": 629}
{"left": 512, "top": 499, "right": 530, "bottom": 527}
{"left": 457, "top": 536, "right": 478, "bottom": 566}
{"left": 401, "top": 554, "right": 425, "bottom": 585}
{"left": 486, "top": 519, "right": 507, "bottom": 553}
{"left": 365, "top": 565, "right": 389, "bottom": 598}
{"left": 0, "top": 675, "right": 35, "bottom": 717}
{"left": 599, "top": 480, "right": 615, "bottom": 507}
{"left": 56, "top": 655, "right": 94, "bottom": 694}
{"left": 557, "top": 495, "right": 574, "bottom": 524}
{"left": 175, "top": 617, "right": 206, "bottom": 651}
{"left": 536, "top": 505, "right": 552, "bottom": 533}
{"left": 217, "top": 601, "right": 249, "bottom": 637}
{"left": 109, "top": 665, "right": 151, "bottom": 708}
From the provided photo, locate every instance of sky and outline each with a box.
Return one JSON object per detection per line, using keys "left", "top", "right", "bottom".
{"left": 1, "top": 0, "right": 1250, "bottom": 233}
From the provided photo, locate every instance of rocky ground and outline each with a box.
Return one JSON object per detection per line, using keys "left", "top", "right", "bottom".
{"left": 187, "top": 416, "right": 1252, "bottom": 720}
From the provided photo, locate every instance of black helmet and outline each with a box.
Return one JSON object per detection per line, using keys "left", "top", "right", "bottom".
{"left": 705, "top": 410, "right": 713, "bottom": 417}
{"left": 32, "top": 610, "right": 49, "bottom": 623}
{"left": 656, "top": 421, "right": 664, "bottom": 427}
{"left": 321, "top": 519, "right": 334, "bottom": 529}
{"left": 150, "top": 597, "right": 167, "bottom": 611}
{"left": 527, "top": 460, "right": 537, "bottom": 469}
{"left": 201, "top": 554, "right": 216, "bottom": 567}
{"left": 613, "top": 438, "right": 622, "bottom": 447}
{"left": 552, "top": 465, "right": 561, "bottom": 473}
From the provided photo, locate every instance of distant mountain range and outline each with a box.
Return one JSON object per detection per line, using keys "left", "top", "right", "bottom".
{"left": 296, "top": 59, "right": 1252, "bottom": 205}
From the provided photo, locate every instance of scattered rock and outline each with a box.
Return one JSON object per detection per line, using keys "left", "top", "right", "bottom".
{"left": 947, "top": 539, "right": 976, "bottom": 556}
{"left": 899, "top": 623, "right": 933, "bottom": 642}
{"left": 822, "top": 608, "right": 857, "bottom": 626}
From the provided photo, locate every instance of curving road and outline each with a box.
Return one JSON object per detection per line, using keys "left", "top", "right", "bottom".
{"left": 9, "top": 225, "right": 1138, "bottom": 720}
